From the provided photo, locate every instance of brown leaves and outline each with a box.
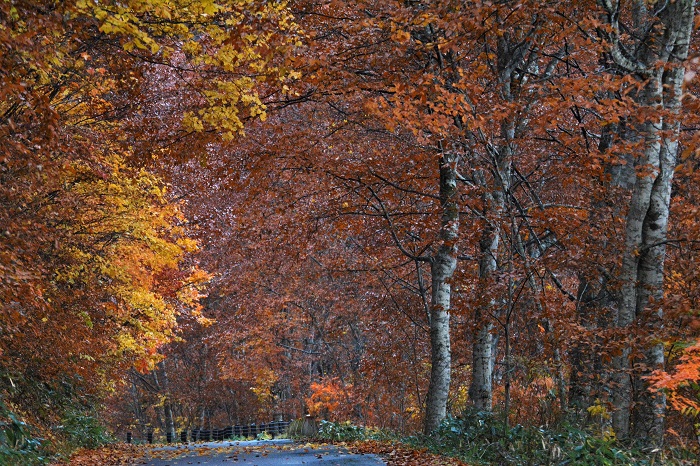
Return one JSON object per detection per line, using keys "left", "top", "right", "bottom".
{"left": 54, "top": 443, "right": 145, "bottom": 466}
{"left": 61, "top": 441, "right": 471, "bottom": 466}
{"left": 349, "top": 440, "right": 470, "bottom": 466}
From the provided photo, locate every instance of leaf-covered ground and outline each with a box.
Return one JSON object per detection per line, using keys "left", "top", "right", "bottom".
{"left": 54, "top": 440, "right": 470, "bottom": 465}
{"left": 348, "top": 439, "right": 470, "bottom": 466}
{"left": 50, "top": 444, "right": 145, "bottom": 465}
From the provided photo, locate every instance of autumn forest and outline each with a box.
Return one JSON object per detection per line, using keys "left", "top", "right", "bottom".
{"left": 4, "top": 0, "right": 700, "bottom": 464}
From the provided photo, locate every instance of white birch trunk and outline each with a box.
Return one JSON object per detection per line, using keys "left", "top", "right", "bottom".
{"left": 469, "top": 108, "right": 512, "bottom": 412}
{"left": 469, "top": 184, "right": 499, "bottom": 411}
{"left": 423, "top": 152, "right": 459, "bottom": 434}
{"left": 603, "top": 0, "right": 695, "bottom": 445}
{"left": 613, "top": 78, "right": 662, "bottom": 439}
{"left": 631, "top": 61, "right": 688, "bottom": 445}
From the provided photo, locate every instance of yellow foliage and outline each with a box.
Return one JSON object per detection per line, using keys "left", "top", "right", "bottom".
{"left": 450, "top": 384, "right": 470, "bottom": 414}
{"left": 48, "top": 144, "right": 204, "bottom": 371}
{"left": 586, "top": 398, "right": 611, "bottom": 420}
{"left": 73, "top": 0, "right": 302, "bottom": 138}
{"left": 250, "top": 368, "right": 278, "bottom": 404}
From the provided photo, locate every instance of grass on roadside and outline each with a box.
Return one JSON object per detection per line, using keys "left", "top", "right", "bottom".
{"left": 301, "top": 413, "right": 700, "bottom": 466}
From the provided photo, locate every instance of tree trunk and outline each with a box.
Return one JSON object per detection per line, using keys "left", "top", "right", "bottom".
{"left": 569, "top": 276, "right": 614, "bottom": 412}
{"left": 630, "top": 64, "right": 686, "bottom": 442}
{"left": 600, "top": 0, "right": 695, "bottom": 445}
{"left": 130, "top": 377, "right": 147, "bottom": 438}
{"left": 613, "top": 79, "right": 662, "bottom": 439}
{"left": 469, "top": 169, "right": 499, "bottom": 411}
{"left": 469, "top": 203, "right": 498, "bottom": 411}
{"left": 469, "top": 106, "right": 512, "bottom": 411}
{"left": 423, "top": 151, "right": 459, "bottom": 435}
{"left": 469, "top": 311, "right": 494, "bottom": 411}
{"left": 159, "top": 362, "right": 178, "bottom": 442}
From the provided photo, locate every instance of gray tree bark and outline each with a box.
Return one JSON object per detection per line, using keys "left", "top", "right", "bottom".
{"left": 423, "top": 151, "right": 459, "bottom": 434}
{"left": 467, "top": 18, "right": 539, "bottom": 413}
{"left": 153, "top": 361, "right": 177, "bottom": 442}
{"left": 598, "top": 0, "right": 695, "bottom": 445}
{"left": 159, "top": 362, "right": 178, "bottom": 442}
{"left": 468, "top": 165, "right": 503, "bottom": 412}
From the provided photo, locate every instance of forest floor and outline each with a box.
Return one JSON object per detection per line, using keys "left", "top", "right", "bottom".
{"left": 56, "top": 439, "right": 470, "bottom": 465}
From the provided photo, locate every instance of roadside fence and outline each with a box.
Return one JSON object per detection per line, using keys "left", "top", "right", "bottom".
{"left": 126, "top": 420, "right": 291, "bottom": 444}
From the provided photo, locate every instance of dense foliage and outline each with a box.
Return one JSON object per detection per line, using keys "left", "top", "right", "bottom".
{"left": 4, "top": 0, "right": 700, "bottom": 463}
{"left": 0, "top": 0, "right": 297, "bottom": 460}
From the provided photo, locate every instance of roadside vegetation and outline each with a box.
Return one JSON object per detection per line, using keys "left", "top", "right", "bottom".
{"left": 300, "top": 414, "right": 699, "bottom": 466}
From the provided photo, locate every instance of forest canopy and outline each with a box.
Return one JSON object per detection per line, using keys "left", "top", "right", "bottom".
{"left": 3, "top": 0, "right": 700, "bottom": 463}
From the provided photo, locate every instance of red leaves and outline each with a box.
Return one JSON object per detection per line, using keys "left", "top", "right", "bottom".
{"left": 4, "top": 0, "right": 699, "bottom": 452}
{"left": 307, "top": 378, "right": 353, "bottom": 419}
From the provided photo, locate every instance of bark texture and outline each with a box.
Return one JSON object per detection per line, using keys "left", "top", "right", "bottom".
{"left": 599, "top": 0, "right": 695, "bottom": 445}
{"left": 468, "top": 166, "right": 502, "bottom": 411}
{"left": 423, "top": 152, "right": 459, "bottom": 434}
{"left": 468, "top": 26, "right": 522, "bottom": 413}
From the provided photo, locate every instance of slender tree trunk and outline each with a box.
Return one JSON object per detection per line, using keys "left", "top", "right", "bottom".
{"left": 630, "top": 64, "right": 685, "bottom": 441}
{"left": 467, "top": 17, "right": 528, "bottom": 411}
{"left": 469, "top": 175, "right": 499, "bottom": 410}
{"left": 423, "top": 151, "right": 459, "bottom": 435}
{"left": 159, "top": 362, "right": 177, "bottom": 442}
{"left": 470, "top": 311, "right": 494, "bottom": 411}
{"left": 130, "top": 378, "right": 147, "bottom": 438}
{"left": 570, "top": 107, "right": 622, "bottom": 412}
{"left": 469, "top": 110, "right": 512, "bottom": 411}
{"left": 569, "top": 277, "right": 613, "bottom": 412}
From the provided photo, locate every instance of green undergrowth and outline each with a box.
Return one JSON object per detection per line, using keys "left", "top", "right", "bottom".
{"left": 306, "top": 413, "right": 699, "bottom": 465}
{"left": 415, "top": 411, "right": 699, "bottom": 465}
{"left": 1, "top": 400, "right": 45, "bottom": 465}
{"left": 54, "top": 407, "right": 112, "bottom": 452}
{"left": 317, "top": 420, "right": 395, "bottom": 441}
{"left": 1, "top": 374, "right": 113, "bottom": 465}
{"left": 0, "top": 403, "right": 112, "bottom": 465}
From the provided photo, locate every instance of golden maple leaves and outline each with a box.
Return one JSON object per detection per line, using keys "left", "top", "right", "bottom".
{"left": 53, "top": 153, "right": 187, "bottom": 368}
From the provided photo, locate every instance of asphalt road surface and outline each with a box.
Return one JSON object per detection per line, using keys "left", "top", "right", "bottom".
{"left": 143, "top": 439, "right": 385, "bottom": 465}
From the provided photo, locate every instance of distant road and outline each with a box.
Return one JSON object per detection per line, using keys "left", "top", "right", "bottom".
{"left": 143, "top": 439, "right": 385, "bottom": 465}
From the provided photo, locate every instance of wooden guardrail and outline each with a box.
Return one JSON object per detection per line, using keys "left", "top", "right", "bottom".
{"left": 127, "top": 420, "right": 291, "bottom": 444}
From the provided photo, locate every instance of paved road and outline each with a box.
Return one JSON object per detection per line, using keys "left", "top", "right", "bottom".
{"left": 143, "top": 439, "right": 385, "bottom": 465}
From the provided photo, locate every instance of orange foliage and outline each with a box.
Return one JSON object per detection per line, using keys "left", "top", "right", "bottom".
{"left": 307, "top": 378, "right": 354, "bottom": 420}
{"left": 7, "top": 0, "right": 700, "bottom": 452}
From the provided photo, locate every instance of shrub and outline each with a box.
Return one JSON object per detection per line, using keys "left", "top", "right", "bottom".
{"left": 318, "top": 420, "right": 367, "bottom": 441}
{"left": 56, "top": 409, "right": 112, "bottom": 450}
{"left": 315, "top": 420, "right": 394, "bottom": 442}
{"left": 411, "top": 409, "right": 698, "bottom": 465}
{"left": 0, "top": 401, "right": 45, "bottom": 465}
{"left": 288, "top": 418, "right": 320, "bottom": 438}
